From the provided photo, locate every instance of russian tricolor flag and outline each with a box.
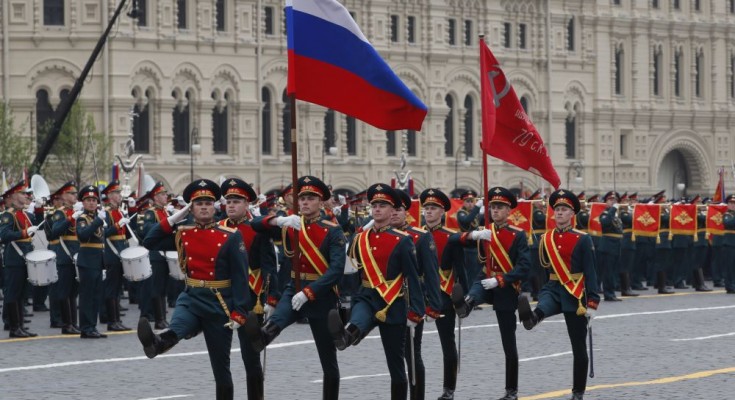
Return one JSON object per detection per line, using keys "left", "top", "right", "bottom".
{"left": 285, "top": 0, "right": 427, "bottom": 131}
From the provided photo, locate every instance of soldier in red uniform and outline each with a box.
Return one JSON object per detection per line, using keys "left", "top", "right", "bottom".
{"left": 244, "top": 175, "right": 345, "bottom": 400}
{"left": 219, "top": 177, "right": 278, "bottom": 399}
{"left": 518, "top": 189, "right": 600, "bottom": 400}
{"left": 454, "top": 187, "right": 531, "bottom": 400}
{"left": 101, "top": 180, "right": 132, "bottom": 331}
{"left": 138, "top": 179, "right": 251, "bottom": 400}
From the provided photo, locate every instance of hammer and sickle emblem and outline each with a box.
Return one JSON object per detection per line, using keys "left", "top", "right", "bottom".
{"left": 488, "top": 66, "right": 511, "bottom": 108}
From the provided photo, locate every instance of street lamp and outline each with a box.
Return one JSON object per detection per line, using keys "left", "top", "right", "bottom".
{"left": 672, "top": 170, "right": 686, "bottom": 199}
{"left": 567, "top": 161, "right": 583, "bottom": 188}
{"left": 190, "top": 127, "right": 200, "bottom": 181}
{"left": 454, "top": 146, "right": 470, "bottom": 190}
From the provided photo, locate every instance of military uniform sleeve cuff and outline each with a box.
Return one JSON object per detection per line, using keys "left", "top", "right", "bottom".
{"left": 230, "top": 311, "right": 246, "bottom": 326}
{"left": 459, "top": 232, "right": 471, "bottom": 245}
{"left": 496, "top": 274, "right": 506, "bottom": 288}
{"left": 262, "top": 215, "right": 277, "bottom": 226}
{"left": 303, "top": 286, "right": 316, "bottom": 301}
{"left": 160, "top": 217, "right": 174, "bottom": 234}
{"left": 21, "top": 229, "right": 29, "bottom": 239}
{"left": 425, "top": 307, "right": 441, "bottom": 319}
{"left": 408, "top": 311, "right": 423, "bottom": 323}
{"left": 587, "top": 300, "right": 599, "bottom": 310}
{"left": 266, "top": 296, "right": 278, "bottom": 307}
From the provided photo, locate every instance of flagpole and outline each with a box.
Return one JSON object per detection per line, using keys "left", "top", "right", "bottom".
{"left": 289, "top": 94, "right": 302, "bottom": 292}
{"left": 479, "top": 35, "right": 492, "bottom": 285}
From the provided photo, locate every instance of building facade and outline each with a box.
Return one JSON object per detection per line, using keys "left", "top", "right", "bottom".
{"left": 2, "top": 0, "right": 735, "bottom": 198}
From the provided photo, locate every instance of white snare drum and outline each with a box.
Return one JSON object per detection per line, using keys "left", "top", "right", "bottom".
{"left": 165, "top": 251, "right": 186, "bottom": 280}
{"left": 343, "top": 243, "right": 358, "bottom": 275}
{"left": 25, "top": 250, "right": 58, "bottom": 286}
{"left": 120, "top": 246, "right": 153, "bottom": 281}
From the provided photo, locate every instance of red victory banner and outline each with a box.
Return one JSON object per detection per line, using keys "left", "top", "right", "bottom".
{"left": 444, "top": 199, "right": 466, "bottom": 230}
{"left": 587, "top": 203, "right": 607, "bottom": 237}
{"left": 480, "top": 37, "right": 561, "bottom": 189}
{"left": 632, "top": 204, "right": 661, "bottom": 239}
{"left": 705, "top": 204, "right": 728, "bottom": 238}
{"left": 670, "top": 204, "right": 697, "bottom": 237}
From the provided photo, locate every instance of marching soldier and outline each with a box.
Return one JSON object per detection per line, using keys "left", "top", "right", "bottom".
{"left": 390, "top": 189, "right": 443, "bottom": 400}
{"left": 598, "top": 191, "right": 623, "bottom": 301}
{"left": 618, "top": 193, "right": 639, "bottom": 296}
{"left": 456, "top": 190, "right": 484, "bottom": 307}
{"left": 219, "top": 178, "right": 279, "bottom": 399}
{"left": 518, "top": 189, "right": 599, "bottom": 400}
{"left": 75, "top": 185, "right": 108, "bottom": 338}
{"left": 328, "top": 184, "right": 425, "bottom": 399}
{"left": 48, "top": 181, "right": 82, "bottom": 334}
{"left": 690, "top": 196, "right": 712, "bottom": 291}
{"left": 723, "top": 195, "right": 735, "bottom": 294}
{"left": 138, "top": 179, "right": 251, "bottom": 399}
{"left": 528, "top": 190, "right": 546, "bottom": 300}
{"left": 654, "top": 193, "right": 675, "bottom": 294}
{"left": 101, "top": 181, "right": 132, "bottom": 331}
{"left": 0, "top": 180, "right": 43, "bottom": 337}
{"left": 419, "top": 188, "right": 471, "bottom": 400}
{"left": 454, "top": 187, "right": 531, "bottom": 400}
{"left": 141, "top": 182, "right": 171, "bottom": 328}
{"left": 244, "top": 176, "right": 345, "bottom": 400}
{"left": 274, "top": 184, "right": 294, "bottom": 294}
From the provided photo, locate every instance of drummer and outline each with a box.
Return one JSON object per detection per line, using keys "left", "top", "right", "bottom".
{"left": 140, "top": 182, "right": 172, "bottom": 329}
{"left": 102, "top": 181, "right": 132, "bottom": 332}
{"left": 0, "top": 180, "right": 44, "bottom": 338}
{"left": 48, "top": 181, "right": 82, "bottom": 335}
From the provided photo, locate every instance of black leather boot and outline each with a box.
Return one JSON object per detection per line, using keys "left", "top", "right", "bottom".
{"left": 517, "top": 295, "right": 540, "bottom": 330}
{"left": 657, "top": 271, "right": 674, "bottom": 294}
{"left": 498, "top": 389, "right": 518, "bottom": 400}
{"left": 694, "top": 268, "right": 712, "bottom": 292}
{"left": 70, "top": 296, "right": 80, "bottom": 330}
{"left": 569, "top": 391, "right": 584, "bottom": 400}
{"left": 215, "top": 384, "right": 234, "bottom": 400}
{"left": 245, "top": 312, "right": 281, "bottom": 353}
{"left": 107, "top": 299, "right": 131, "bottom": 331}
{"left": 7, "top": 302, "right": 30, "bottom": 338}
{"left": 328, "top": 309, "right": 361, "bottom": 350}
{"left": 17, "top": 303, "right": 37, "bottom": 337}
{"left": 450, "top": 285, "right": 465, "bottom": 314}
{"left": 60, "top": 298, "right": 81, "bottom": 334}
{"left": 153, "top": 298, "right": 169, "bottom": 329}
{"left": 453, "top": 294, "right": 475, "bottom": 319}
{"left": 619, "top": 272, "right": 639, "bottom": 297}
{"left": 137, "top": 318, "right": 179, "bottom": 358}
{"left": 437, "top": 387, "right": 454, "bottom": 400}
{"left": 246, "top": 376, "right": 264, "bottom": 400}
{"left": 391, "top": 381, "right": 407, "bottom": 400}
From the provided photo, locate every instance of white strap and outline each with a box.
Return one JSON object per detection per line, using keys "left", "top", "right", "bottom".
{"left": 59, "top": 237, "right": 74, "bottom": 259}
{"left": 105, "top": 238, "right": 122, "bottom": 258}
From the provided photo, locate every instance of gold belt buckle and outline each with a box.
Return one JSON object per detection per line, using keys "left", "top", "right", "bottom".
{"left": 198, "top": 280, "right": 206, "bottom": 288}
{"left": 300, "top": 273, "right": 307, "bottom": 280}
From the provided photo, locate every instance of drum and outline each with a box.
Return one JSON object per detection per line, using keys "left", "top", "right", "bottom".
{"left": 343, "top": 243, "right": 358, "bottom": 274}
{"left": 165, "top": 251, "right": 186, "bottom": 280}
{"left": 25, "top": 250, "right": 58, "bottom": 286}
{"left": 120, "top": 246, "right": 153, "bottom": 281}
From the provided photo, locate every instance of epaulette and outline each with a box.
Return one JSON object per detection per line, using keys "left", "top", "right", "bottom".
{"left": 391, "top": 229, "right": 410, "bottom": 237}
{"left": 571, "top": 229, "right": 588, "bottom": 236}
{"left": 320, "top": 219, "right": 338, "bottom": 227}
{"left": 441, "top": 226, "right": 458, "bottom": 234}
{"left": 508, "top": 225, "right": 523, "bottom": 232}
{"left": 216, "top": 224, "right": 237, "bottom": 233}
{"left": 409, "top": 226, "right": 428, "bottom": 234}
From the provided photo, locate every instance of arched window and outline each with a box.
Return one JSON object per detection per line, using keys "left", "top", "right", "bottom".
{"left": 407, "top": 130, "right": 416, "bottom": 156}
{"left": 43, "top": 0, "right": 64, "bottom": 26}
{"left": 172, "top": 90, "right": 191, "bottom": 154}
{"left": 614, "top": 44, "right": 624, "bottom": 95}
{"left": 674, "top": 48, "right": 683, "bottom": 97}
{"left": 463, "top": 96, "right": 473, "bottom": 158}
{"left": 520, "top": 96, "right": 529, "bottom": 113}
{"left": 35, "top": 89, "right": 54, "bottom": 152}
{"left": 346, "top": 116, "right": 357, "bottom": 155}
{"left": 212, "top": 91, "right": 229, "bottom": 154}
{"left": 444, "top": 95, "right": 454, "bottom": 157}
{"left": 324, "top": 109, "right": 336, "bottom": 152}
{"left": 653, "top": 46, "right": 662, "bottom": 96}
{"left": 215, "top": 0, "right": 225, "bottom": 31}
{"left": 282, "top": 90, "right": 291, "bottom": 155}
{"left": 177, "top": 0, "right": 187, "bottom": 29}
{"left": 694, "top": 48, "right": 704, "bottom": 98}
{"left": 386, "top": 130, "right": 396, "bottom": 156}
{"left": 261, "top": 87, "right": 272, "bottom": 154}
{"left": 132, "top": 88, "right": 151, "bottom": 153}
{"left": 565, "top": 104, "right": 577, "bottom": 159}
{"left": 567, "top": 17, "right": 575, "bottom": 51}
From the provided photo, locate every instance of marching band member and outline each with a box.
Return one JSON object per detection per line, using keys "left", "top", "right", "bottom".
{"left": 48, "top": 181, "right": 82, "bottom": 334}
{"left": 75, "top": 185, "right": 108, "bottom": 338}
{"left": 328, "top": 184, "right": 425, "bottom": 399}
{"left": 244, "top": 175, "right": 345, "bottom": 400}
{"left": 518, "top": 189, "right": 599, "bottom": 400}
{"left": 723, "top": 195, "right": 735, "bottom": 294}
{"left": 219, "top": 178, "right": 279, "bottom": 399}
{"left": 141, "top": 182, "right": 172, "bottom": 328}
{"left": 0, "top": 180, "right": 43, "bottom": 337}
{"left": 598, "top": 191, "right": 623, "bottom": 301}
{"left": 101, "top": 181, "right": 132, "bottom": 331}
{"left": 138, "top": 179, "right": 251, "bottom": 399}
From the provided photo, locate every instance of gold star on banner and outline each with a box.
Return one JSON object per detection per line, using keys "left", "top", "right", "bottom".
{"left": 710, "top": 212, "right": 723, "bottom": 225}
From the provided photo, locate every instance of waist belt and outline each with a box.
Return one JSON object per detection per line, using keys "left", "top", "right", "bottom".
{"left": 549, "top": 272, "right": 583, "bottom": 281}
{"left": 61, "top": 235, "right": 78, "bottom": 241}
{"left": 532, "top": 229, "right": 545, "bottom": 234}
{"left": 15, "top": 238, "right": 32, "bottom": 243}
{"left": 603, "top": 233, "right": 623, "bottom": 238}
{"left": 273, "top": 240, "right": 283, "bottom": 246}
{"left": 185, "top": 278, "right": 232, "bottom": 289}
{"left": 108, "top": 235, "right": 127, "bottom": 241}
{"left": 291, "top": 271, "right": 321, "bottom": 281}
{"left": 80, "top": 243, "right": 104, "bottom": 249}
{"left": 623, "top": 229, "right": 633, "bottom": 233}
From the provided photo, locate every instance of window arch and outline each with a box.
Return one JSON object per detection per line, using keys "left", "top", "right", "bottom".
{"left": 282, "top": 90, "right": 291, "bottom": 155}
{"left": 564, "top": 102, "right": 578, "bottom": 159}
{"left": 463, "top": 95, "right": 474, "bottom": 158}
{"left": 35, "top": 89, "right": 54, "bottom": 152}
{"left": 324, "top": 109, "right": 336, "bottom": 152}
{"left": 652, "top": 45, "right": 663, "bottom": 96}
{"left": 212, "top": 90, "right": 230, "bottom": 154}
{"left": 694, "top": 48, "right": 704, "bottom": 98}
{"left": 519, "top": 96, "right": 529, "bottom": 113}
{"left": 132, "top": 88, "right": 152, "bottom": 154}
{"left": 346, "top": 116, "right": 357, "bottom": 155}
{"left": 172, "top": 90, "right": 192, "bottom": 154}
{"left": 444, "top": 95, "right": 455, "bottom": 157}
{"left": 261, "top": 87, "right": 272, "bottom": 154}
{"left": 673, "top": 47, "right": 683, "bottom": 97}
{"left": 567, "top": 16, "right": 575, "bottom": 51}
{"left": 614, "top": 43, "right": 624, "bottom": 95}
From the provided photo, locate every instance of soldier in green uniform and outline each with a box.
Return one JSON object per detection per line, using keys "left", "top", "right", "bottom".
{"left": 518, "top": 189, "right": 599, "bottom": 400}
{"left": 689, "top": 196, "right": 712, "bottom": 291}
{"left": 723, "top": 195, "right": 735, "bottom": 294}
{"left": 598, "top": 191, "right": 623, "bottom": 301}
{"left": 617, "top": 193, "right": 639, "bottom": 296}
{"left": 141, "top": 182, "right": 171, "bottom": 328}
{"left": 456, "top": 190, "right": 484, "bottom": 300}
{"left": 75, "top": 185, "right": 108, "bottom": 338}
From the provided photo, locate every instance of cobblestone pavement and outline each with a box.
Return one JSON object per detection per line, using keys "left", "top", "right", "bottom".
{"left": 1, "top": 287, "right": 734, "bottom": 400}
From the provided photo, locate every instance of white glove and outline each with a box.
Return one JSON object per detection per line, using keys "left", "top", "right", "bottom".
{"left": 72, "top": 210, "right": 84, "bottom": 219}
{"left": 291, "top": 291, "right": 308, "bottom": 311}
{"left": 127, "top": 198, "right": 136, "bottom": 208}
{"left": 167, "top": 203, "right": 191, "bottom": 225}
{"left": 73, "top": 202, "right": 83, "bottom": 212}
{"left": 34, "top": 198, "right": 44, "bottom": 208}
{"left": 249, "top": 205, "right": 261, "bottom": 217}
{"left": 176, "top": 196, "right": 186, "bottom": 206}
{"left": 118, "top": 217, "right": 130, "bottom": 227}
{"left": 264, "top": 304, "right": 275, "bottom": 320}
{"left": 585, "top": 307, "right": 596, "bottom": 320}
{"left": 338, "top": 194, "right": 346, "bottom": 205}
{"left": 224, "top": 319, "right": 241, "bottom": 330}
{"left": 406, "top": 319, "right": 418, "bottom": 329}
{"left": 102, "top": 269, "right": 107, "bottom": 281}
{"left": 276, "top": 215, "right": 301, "bottom": 230}
{"left": 214, "top": 199, "right": 222, "bottom": 209}
{"left": 257, "top": 193, "right": 266, "bottom": 204}
{"left": 97, "top": 208, "right": 107, "bottom": 221}
{"left": 481, "top": 277, "right": 499, "bottom": 290}
{"left": 332, "top": 206, "right": 342, "bottom": 217}
{"left": 469, "top": 229, "right": 492, "bottom": 241}
{"left": 166, "top": 204, "right": 175, "bottom": 214}
{"left": 478, "top": 206, "right": 485, "bottom": 215}
{"left": 25, "top": 203, "right": 35, "bottom": 214}
{"left": 26, "top": 225, "right": 38, "bottom": 237}
{"left": 362, "top": 219, "right": 375, "bottom": 230}
{"left": 475, "top": 198, "right": 484, "bottom": 208}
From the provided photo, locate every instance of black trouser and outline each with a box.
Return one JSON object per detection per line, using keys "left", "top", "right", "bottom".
{"left": 436, "top": 299, "right": 458, "bottom": 391}
{"left": 495, "top": 310, "right": 519, "bottom": 391}
{"left": 563, "top": 313, "right": 589, "bottom": 394}
{"left": 598, "top": 252, "right": 619, "bottom": 298}
{"left": 634, "top": 241, "right": 656, "bottom": 285}
{"left": 405, "top": 321, "right": 425, "bottom": 400}
{"left": 379, "top": 323, "right": 408, "bottom": 387}
{"left": 655, "top": 248, "right": 672, "bottom": 284}
{"left": 670, "top": 247, "right": 688, "bottom": 285}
